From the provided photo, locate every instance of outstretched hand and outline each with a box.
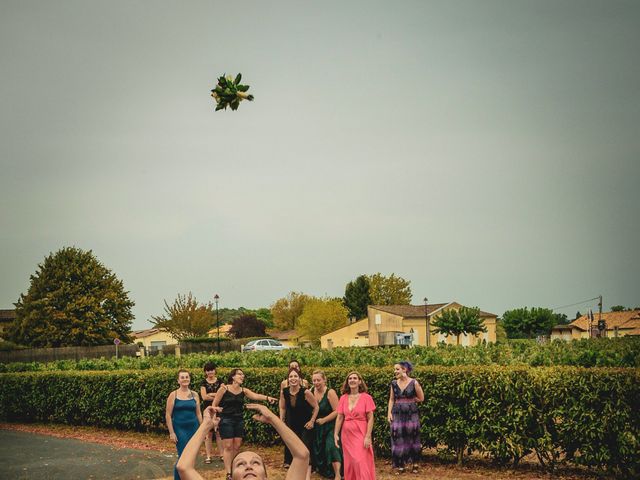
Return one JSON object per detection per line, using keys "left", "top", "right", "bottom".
{"left": 202, "top": 406, "right": 221, "bottom": 431}
{"left": 246, "top": 403, "right": 277, "bottom": 425}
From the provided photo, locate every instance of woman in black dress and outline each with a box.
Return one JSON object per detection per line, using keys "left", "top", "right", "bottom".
{"left": 213, "top": 368, "right": 277, "bottom": 480}
{"left": 279, "top": 367, "right": 319, "bottom": 480}
{"left": 199, "top": 362, "right": 223, "bottom": 463}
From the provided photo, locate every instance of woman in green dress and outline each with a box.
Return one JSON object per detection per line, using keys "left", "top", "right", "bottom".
{"left": 312, "top": 370, "right": 342, "bottom": 479}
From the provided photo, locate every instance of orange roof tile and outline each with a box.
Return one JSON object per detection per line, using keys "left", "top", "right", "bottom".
{"left": 370, "top": 303, "right": 497, "bottom": 318}
{"left": 571, "top": 310, "right": 640, "bottom": 330}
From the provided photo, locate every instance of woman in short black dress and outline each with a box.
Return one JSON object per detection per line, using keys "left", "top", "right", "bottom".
{"left": 213, "top": 368, "right": 277, "bottom": 480}
{"left": 200, "top": 362, "right": 223, "bottom": 463}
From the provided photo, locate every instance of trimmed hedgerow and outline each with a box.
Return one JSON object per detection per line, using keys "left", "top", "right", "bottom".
{"left": 0, "top": 366, "right": 637, "bottom": 476}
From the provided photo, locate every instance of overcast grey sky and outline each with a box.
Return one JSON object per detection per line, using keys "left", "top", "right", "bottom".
{"left": 1, "top": 0, "right": 638, "bottom": 330}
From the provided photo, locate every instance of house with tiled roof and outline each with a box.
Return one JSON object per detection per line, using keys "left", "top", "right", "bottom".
{"left": 551, "top": 309, "right": 640, "bottom": 341}
{"left": 321, "top": 301, "right": 497, "bottom": 349}
{"left": 131, "top": 328, "right": 178, "bottom": 351}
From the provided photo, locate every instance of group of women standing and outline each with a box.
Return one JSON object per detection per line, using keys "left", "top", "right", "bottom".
{"left": 165, "top": 359, "right": 424, "bottom": 480}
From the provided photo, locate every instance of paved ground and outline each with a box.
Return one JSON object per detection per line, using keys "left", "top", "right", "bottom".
{"left": 0, "top": 429, "right": 217, "bottom": 480}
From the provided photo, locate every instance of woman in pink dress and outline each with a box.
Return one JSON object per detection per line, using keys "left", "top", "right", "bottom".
{"left": 333, "top": 371, "right": 376, "bottom": 480}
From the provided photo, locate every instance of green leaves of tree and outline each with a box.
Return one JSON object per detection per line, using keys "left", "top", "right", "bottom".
{"left": 151, "top": 292, "right": 215, "bottom": 340}
{"left": 501, "top": 307, "right": 558, "bottom": 339}
{"left": 432, "top": 307, "right": 487, "bottom": 345}
{"left": 8, "top": 247, "right": 134, "bottom": 347}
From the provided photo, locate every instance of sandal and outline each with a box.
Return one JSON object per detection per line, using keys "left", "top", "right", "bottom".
{"left": 204, "top": 457, "right": 212, "bottom": 464}
{"left": 411, "top": 466, "right": 419, "bottom": 474}
{"left": 226, "top": 474, "right": 232, "bottom": 480}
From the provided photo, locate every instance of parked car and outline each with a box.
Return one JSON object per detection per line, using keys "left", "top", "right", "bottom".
{"left": 241, "top": 338, "right": 289, "bottom": 352}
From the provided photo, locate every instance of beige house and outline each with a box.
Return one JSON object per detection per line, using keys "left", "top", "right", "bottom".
{"left": 551, "top": 309, "right": 640, "bottom": 341}
{"left": 321, "top": 302, "right": 497, "bottom": 349}
{"left": 320, "top": 319, "right": 370, "bottom": 349}
{"left": 131, "top": 328, "right": 178, "bottom": 350}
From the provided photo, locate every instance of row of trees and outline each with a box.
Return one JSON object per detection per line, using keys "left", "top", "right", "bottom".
{"left": 6, "top": 246, "right": 634, "bottom": 348}
{"left": 342, "top": 273, "right": 412, "bottom": 319}
{"left": 150, "top": 294, "right": 272, "bottom": 341}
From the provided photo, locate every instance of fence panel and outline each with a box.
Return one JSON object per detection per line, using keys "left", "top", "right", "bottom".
{"left": 0, "top": 344, "right": 139, "bottom": 363}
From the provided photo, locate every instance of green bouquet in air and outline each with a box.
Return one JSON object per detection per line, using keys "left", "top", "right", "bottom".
{"left": 210, "top": 73, "right": 254, "bottom": 111}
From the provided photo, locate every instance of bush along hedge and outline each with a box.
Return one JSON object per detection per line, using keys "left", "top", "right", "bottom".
{"left": 0, "top": 366, "right": 638, "bottom": 476}
{"left": 1, "top": 336, "right": 639, "bottom": 372}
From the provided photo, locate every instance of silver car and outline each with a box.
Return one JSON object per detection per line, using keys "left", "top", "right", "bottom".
{"left": 242, "top": 338, "right": 288, "bottom": 352}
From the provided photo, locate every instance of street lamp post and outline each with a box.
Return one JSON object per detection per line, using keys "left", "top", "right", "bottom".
{"left": 214, "top": 294, "right": 220, "bottom": 353}
{"left": 424, "top": 297, "right": 430, "bottom": 347}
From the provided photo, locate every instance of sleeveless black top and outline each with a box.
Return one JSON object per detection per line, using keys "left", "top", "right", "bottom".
{"left": 201, "top": 378, "right": 223, "bottom": 408}
{"left": 219, "top": 387, "right": 245, "bottom": 419}
{"left": 283, "top": 386, "right": 313, "bottom": 430}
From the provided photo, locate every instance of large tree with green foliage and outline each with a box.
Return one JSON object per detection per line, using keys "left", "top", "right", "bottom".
{"left": 215, "top": 307, "right": 273, "bottom": 328}
{"left": 8, "top": 247, "right": 134, "bottom": 347}
{"left": 431, "top": 307, "right": 486, "bottom": 345}
{"left": 151, "top": 292, "right": 214, "bottom": 340}
{"left": 298, "top": 297, "right": 349, "bottom": 344}
{"left": 501, "top": 307, "right": 557, "bottom": 338}
{"left": 228, "top": 313, "right": 266, "bottom": 338}
{"left": 343, "top": 275, "right": 371, "bottom": 319}
{"left": 368, "top": 273, "right": 412, "bottom": 305}
{"left": 270, "top": 292, "right": 310, "bottom": 331}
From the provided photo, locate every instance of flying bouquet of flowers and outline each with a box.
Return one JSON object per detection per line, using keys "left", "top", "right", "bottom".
{"left": 210, "top": 73, "right": 254, "bottom": 111}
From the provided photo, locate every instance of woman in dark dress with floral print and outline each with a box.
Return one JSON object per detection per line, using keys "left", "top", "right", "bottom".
{"left": 387, "top": 361, "right": 424, "bottom": 474}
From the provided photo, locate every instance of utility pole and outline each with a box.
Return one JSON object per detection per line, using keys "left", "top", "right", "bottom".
{"left": 214, "top": 294, "right": 220, "bottom": 353}
{"left": 598, "top": 294, "right": 605, "bottom": 337}
{"left": 424, "top": 297, "right": 430, "bottom": 347}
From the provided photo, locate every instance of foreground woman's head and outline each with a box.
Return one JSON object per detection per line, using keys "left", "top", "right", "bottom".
{"left": 232, "top": 450, "right": 268, "bottom": 479}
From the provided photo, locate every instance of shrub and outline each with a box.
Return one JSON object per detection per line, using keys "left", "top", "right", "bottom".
{"left": 0, "top": 366, "right": 637, "bottom": 476}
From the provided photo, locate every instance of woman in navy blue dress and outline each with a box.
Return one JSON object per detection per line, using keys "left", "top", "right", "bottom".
{"left": 166, "top": 369, "right": 202, "bottom": 480}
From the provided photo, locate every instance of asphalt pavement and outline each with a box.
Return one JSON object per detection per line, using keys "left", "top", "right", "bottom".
{"left": 0, "top": 429, "right": 183, "bottom": 479}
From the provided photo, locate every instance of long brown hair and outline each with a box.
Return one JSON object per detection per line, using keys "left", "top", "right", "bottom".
{"left": 341, "top": 371, "right": 368, "bottom": 394}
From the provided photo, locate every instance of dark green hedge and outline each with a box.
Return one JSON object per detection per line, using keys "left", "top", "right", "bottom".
{"left": 1, "top": 366, "right": 637, "bottom": 476}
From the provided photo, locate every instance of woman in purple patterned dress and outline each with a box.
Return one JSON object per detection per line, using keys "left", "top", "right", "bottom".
{"left": 387, "top": 361, "right": 424, "bottom": 474}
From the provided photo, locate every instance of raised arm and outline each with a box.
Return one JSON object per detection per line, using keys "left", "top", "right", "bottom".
{"left": 165, "top": 391, "right": 177, "bottom": 443}
{"left": 247, "top": 403, "right": 309, "bottom": 480}
{"left": 212, "top": 385, "right": 226, "bottom": 409}
{"left": 243, "top": 387, "right": 277, "bottom": 404}
{"left": 176, "top": 407, "right": 220, "bottom": 480}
